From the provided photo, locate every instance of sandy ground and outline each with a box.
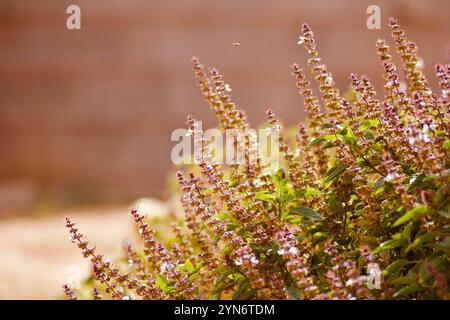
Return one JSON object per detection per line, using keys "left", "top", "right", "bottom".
{"left": 0, "top": 207, "right": 135, "bottom": 299}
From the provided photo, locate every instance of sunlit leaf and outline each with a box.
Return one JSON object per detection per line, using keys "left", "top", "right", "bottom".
{"left": 323, "top": 163, "right": 349, "bottom": 184}
{"left": 373, "top": 238, "right": 407, "bottom": 254}
{"left": 393, "top": 206, "right": 429, "bottom": 227}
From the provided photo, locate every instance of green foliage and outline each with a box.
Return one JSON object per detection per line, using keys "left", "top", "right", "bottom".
{"left": 289, "top": 206, "right": 321, "bottom": 221}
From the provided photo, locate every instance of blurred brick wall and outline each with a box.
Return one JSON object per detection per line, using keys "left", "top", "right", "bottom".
{"left": 0, "top": 0, "right": 448, "bottom": 210}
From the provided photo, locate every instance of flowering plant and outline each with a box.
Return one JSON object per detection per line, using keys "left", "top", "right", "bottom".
{"left": 64, "top": 18, "right": 449, "bottom": 300}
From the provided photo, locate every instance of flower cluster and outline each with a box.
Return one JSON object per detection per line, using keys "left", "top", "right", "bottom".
{"left": 64, "top": 19, "right": 449, "bottom": 300}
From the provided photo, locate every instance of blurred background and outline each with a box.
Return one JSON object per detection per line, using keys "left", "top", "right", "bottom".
{"left": 0, "top": 0, "right": 448, "bottom": 298}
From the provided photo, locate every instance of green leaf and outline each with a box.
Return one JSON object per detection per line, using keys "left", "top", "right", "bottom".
{"left": 390, "top": 275, "right": 416, "bottom": 286}
{"left": 291, "top": 206, "right": 322, "bottom": 221}
{"left": 360, "top": 119, "right": 380, "bottom": 130}
{"left": 229, "top": 180, "right": 239, "bottom": 188}
{"left": 372, "top": 238, "right": 407, "bottom": 254}
{"left": 364, "top": 131, "right": 374, "bottom": 140}
{"left": 443, "top": 139, "right": 450, "bottom": 149}
{"left": 323, "top": 163, "right": 350, "bottom": 184}
{"left": 402, "top": 222, "right": 413, "bottom": 242}
{"left": 343, "top": 135, "right": 358, "bottom": 146}
{"left": 393, "top": 206, "right": 429, "bottom": 227}
{"left": 215, "top": 269, "right": 233, "bottom": 285}
{"left": 433, "top": 186, "right": 446, "bottom": 207}
{"left": 305, "top": 187, "right": 320, "bottom": 197}
{"left": 393, "top": 284, "right": 421, "bottom": 298}
{"left": 310, "top": 135, "right": 335, "bottom": 146}
{"left": 177, "top": 259, "right": 195, "bottom": 273}
{"left": 194, "top": 262, "right": 204, "bottom": 272}
{"left": 188, "top": 273, "right": 200, "bottom": 283}
{"left": 155, "top": 274, "right": 169, "bottom": 290}
{"left": 321, "top": 123, "right": 334, "bottom": 129}
{"left": 255, "top": 192, "right": 276, "bottom": 204}
{"left": 405, "top": 232, "right": 439, "bottom": 253}
{"left": 216, "top": 212, "right": 232, "bottom": 220}
{"left": 232, "top": 279, "right": 251, "bottom": 300}
{"left": 274, "top": 169, "right": 286, "bottom": 198}
{"left": 382, "top": 259, "right": 416, "bottom": 276}
{"left": 322, "top": 141, "right": 336, "bottom": 149}
{"left": 422, "top": 174, "right": 438, "bottom": 182}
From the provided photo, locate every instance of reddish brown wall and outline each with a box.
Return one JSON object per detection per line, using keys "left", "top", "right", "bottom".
{"left": 0, "top": 0, "right": 448, "bottom": 209}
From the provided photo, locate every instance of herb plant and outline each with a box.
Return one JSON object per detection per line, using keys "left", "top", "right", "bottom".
{"left": 64, "top": 18, "right": 449, "bottom": 300}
